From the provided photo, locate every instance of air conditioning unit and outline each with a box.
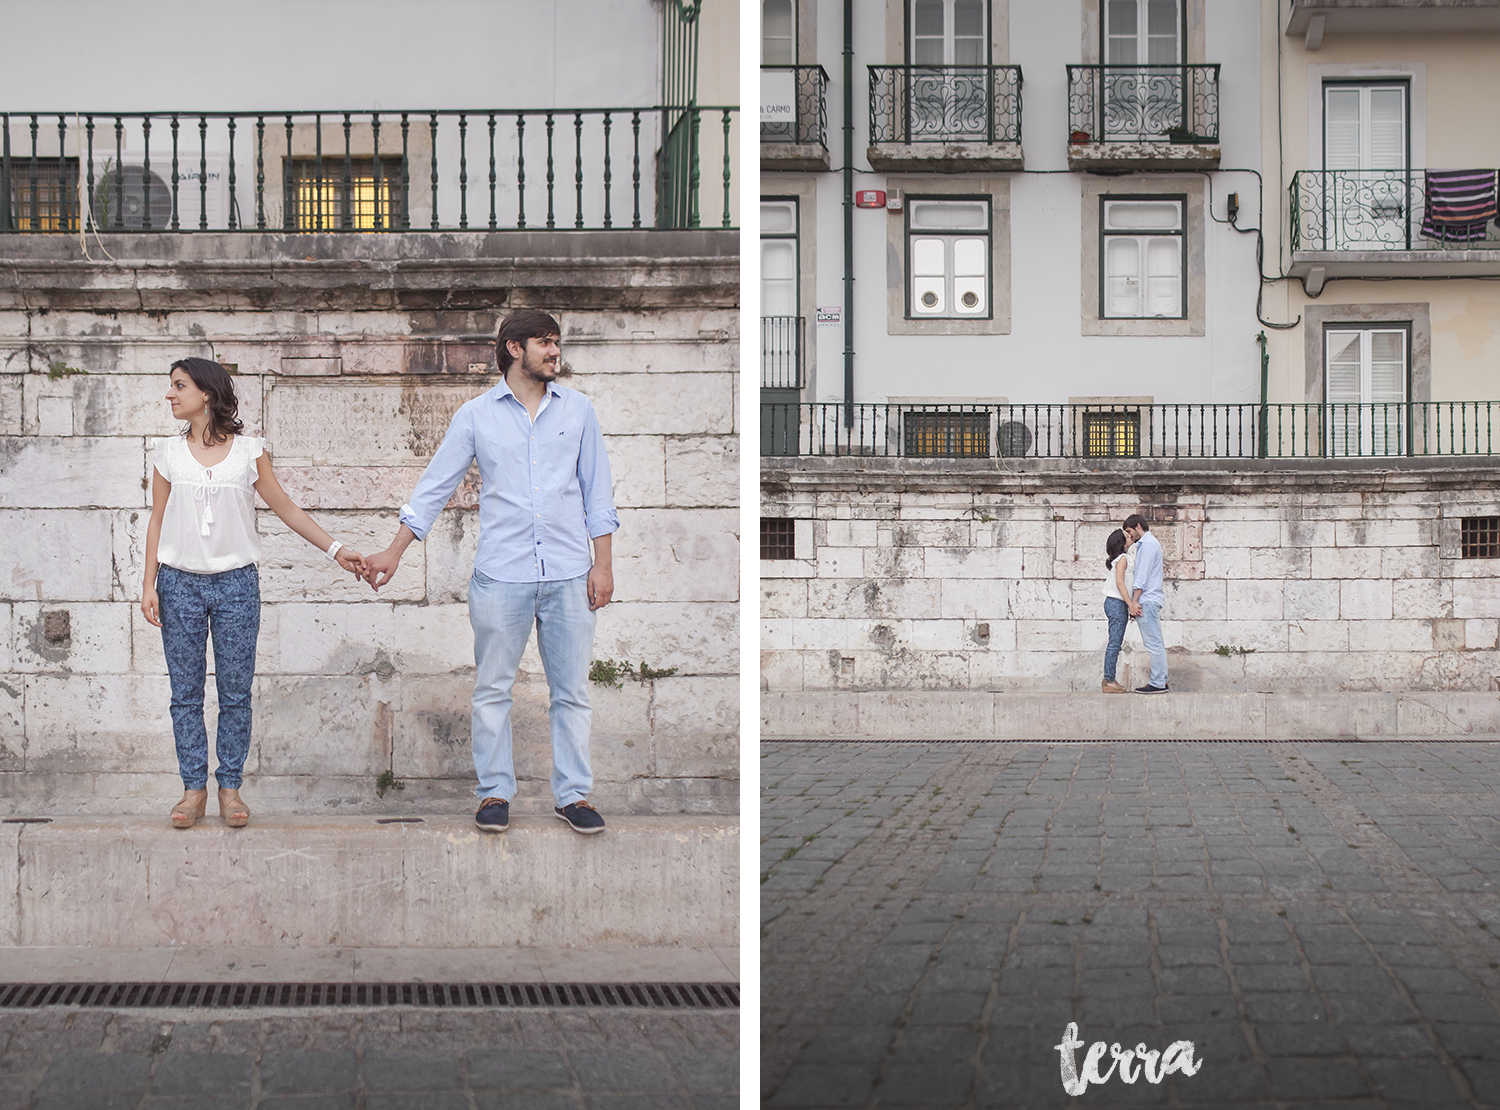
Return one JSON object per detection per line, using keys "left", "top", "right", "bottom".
{"left": 91, "top": 155, "right": 231, "bottom": 230}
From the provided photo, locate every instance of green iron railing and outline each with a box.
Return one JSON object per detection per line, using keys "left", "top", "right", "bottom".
{"left": 0, "top": 107, "right": 738, "bottom": 233}
{"left": 761, "top": 402, "right": 1500, "bottom": 459}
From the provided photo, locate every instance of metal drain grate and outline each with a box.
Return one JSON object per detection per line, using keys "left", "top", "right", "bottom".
{"left": 0, "top": 981, "right": 738, "bottom": 1010}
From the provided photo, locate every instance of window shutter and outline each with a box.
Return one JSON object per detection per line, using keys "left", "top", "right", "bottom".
{"left": 1369, "top": 330, "right": 1406, "bottom": 403}
{"left": 1145, "top": 236, "right": 1180, "bottom": 316}
{"left": 762, "top": 240, "right": 797, "bottom": 317}
{"left": 1325, "top": 331, "right": 1363, "bottom": 404}
{"left": 1324, "top": 88, "right": 1362, "bottom": 170}
{"left": 1369, "top": 88, "right": 1406, "bottom": 169}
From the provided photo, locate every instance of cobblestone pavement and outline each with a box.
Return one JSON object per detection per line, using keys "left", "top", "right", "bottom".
{"left": 0, "top": 1008, "right": 736, "bottom": 1109}
{"left": 761, "top": 741, "right": 1500, "bottom": 1110}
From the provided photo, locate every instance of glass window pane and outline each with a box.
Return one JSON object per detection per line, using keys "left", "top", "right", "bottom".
{"left": 913, "top": 0, "right": 944, "bottom": 37}
{"left": 911, "top": 201, "right": 987, "bottom": 229}
{"left": 761, "top": 201, "right": 796, "bottom": 234}
{"left": 1105, "top": 201, "right": 1180, "bottom": 230}
{"left": 1369, "top": 87, "right": 1406, "bottom": 169}
{"left": 1324, "top": 88, "right": 1362, "bottom": 170}
{"left": 953, "top": 39, "right": 984, "bottom": 65}
{"left": 912, "top": 238, "right": 946, "bottom": 275}
{"left": 1105, "top": 237, "right": 1140, "bottom": 315}
{"left": 762, "top": 239, "right": 796, "bottom": 281}
{"left": 953, "top": 237, "right": 986, "bottom": 276}
{"left": 763, "top": 0, "right": 794, "bottom": 63}
{"left": 1107, "top": 0, "right": 1138, "bottom": 36}
{"left": 1147, "top": 0, "right": 1178, "bottom": 36}
{"left": 954, "top": 0, "right": 984, "bottom": 37}
{"left": 1326, "top": 331, "right": 1363, "bottom": 403}
{"left": 1146, "top": 236, "right": 1179, "bottom": 278}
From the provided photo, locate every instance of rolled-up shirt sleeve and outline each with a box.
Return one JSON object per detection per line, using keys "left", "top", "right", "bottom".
{"left": 398, "top": 406, "right": 476, "bottom": 541}
{"left": 576, "top": 401, "right": 619, "bottom": 539}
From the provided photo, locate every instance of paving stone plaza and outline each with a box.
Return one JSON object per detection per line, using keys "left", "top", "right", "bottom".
{"left": 761, "top": 741, "right": 1500, "bottom": 1109}
{"left": 0, "top": 1008, "right": 736, "bottom": 1109}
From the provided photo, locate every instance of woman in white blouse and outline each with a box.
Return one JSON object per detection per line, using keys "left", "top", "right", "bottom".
{"left": 141, "top": 358, "right": 366, "bottom": 829}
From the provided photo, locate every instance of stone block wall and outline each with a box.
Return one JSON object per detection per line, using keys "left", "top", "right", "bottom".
{"left": 761, "top": 457, "right": 1500, "bottom": 698}
{"left": 0, "top": 232, "right": 738, "bottom": 815}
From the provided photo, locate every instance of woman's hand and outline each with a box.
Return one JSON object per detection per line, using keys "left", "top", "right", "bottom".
{"left": 334, "top": 548, "right": 366, "bottom": 580}
{"left": 141, "top": 586, "right": 162, "bottom": 628}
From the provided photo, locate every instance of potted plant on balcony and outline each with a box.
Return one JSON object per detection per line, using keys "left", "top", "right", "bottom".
{"left": 1070, "top": 129, "right": 1091, "bottom": 144}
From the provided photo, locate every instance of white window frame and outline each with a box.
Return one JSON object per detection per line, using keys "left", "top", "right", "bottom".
{"left": 1103, "top": 0, "right": 1183, "bottom": 65}
{"left": 906, "top": 197, "right": 991, "bottom": 319}
{"left": 909, "top": 0, "right": 989, "bottom": 65}
{"left": 1100, "top": 197, "right": 1184, "bottom": 320}
{"left": 1324, "top": 325, "right": 1409, "bottom": 457}
{"left": 762, "top": 0, "right": 796, "bottom": 64}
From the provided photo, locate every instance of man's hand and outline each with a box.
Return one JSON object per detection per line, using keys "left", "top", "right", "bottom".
{"left": 1128, "top": 601, "right": 1142, "bottom": 618}
{"left": 587, "top": 561, "right": 614, "bottom": 610}
{"left": 362, "top": 547, "right": 402, "bottom": 591}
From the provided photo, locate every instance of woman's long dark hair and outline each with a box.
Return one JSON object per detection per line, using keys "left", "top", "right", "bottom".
{"left": 171, "top": 358, "right": 243, "bottom": 446}
{"left": 1105, "top": 528, "right": 1127, "bottom": 569}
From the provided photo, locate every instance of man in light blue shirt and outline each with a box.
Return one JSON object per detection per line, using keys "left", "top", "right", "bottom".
{"left": 1123, "top": 513, "right": 1168, "bottom": 693}
{"left": 363, "top": 310, "right": 619, "bottom": 834}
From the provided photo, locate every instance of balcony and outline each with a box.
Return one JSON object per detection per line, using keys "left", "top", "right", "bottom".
{"left": 759, "top": 401, "right": 1500, "bottom": 459}
{"left": 1290, "top": 170, "right": 1500, "bottom": 292}
{"left": 0, "top": 106, "right": 740, "bottom": 234}
{"left": 867, "top": 66, "right": 1023, "bottom": 173}
{"left": 1288, "top": 0, "right": 1500, "bottom": 48}
{"left": 1065, "top": 65, "right": 1220, "bottom": 171}
{"left": 761, "top": 66, "right": 829, "bottom": 172}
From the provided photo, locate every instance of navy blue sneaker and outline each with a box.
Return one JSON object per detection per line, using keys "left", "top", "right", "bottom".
{"left": 475, "top": 797, "right": 509, "bottom": 833}
{"left": 554, "top": 800, "right": 606, "bottom": 835}
{"left": 1134, "top": 684, "right": 1169, "bottom": 694}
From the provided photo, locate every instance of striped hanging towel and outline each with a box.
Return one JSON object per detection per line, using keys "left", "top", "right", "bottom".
{"left": 1420, "top": 169, "right": 1497, "bottom": 245}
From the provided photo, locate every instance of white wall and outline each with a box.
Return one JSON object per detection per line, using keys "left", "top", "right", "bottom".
{"left": 796, "top": 0, "right": 1266, "bottom": 406}
{"left": 0, "top": 0, "right": 662, "bottom": 111}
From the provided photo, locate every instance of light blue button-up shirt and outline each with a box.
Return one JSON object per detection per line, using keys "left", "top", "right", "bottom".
{"left": 399, "top": 378, "right": 618, "bottom": 582}
{"left": 1133, "top": 531, "right": 1165, "bottom": 606}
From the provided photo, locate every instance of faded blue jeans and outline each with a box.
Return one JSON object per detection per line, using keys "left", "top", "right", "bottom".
{"left": 157, "top": 563, "right": 260, "bottom": 790}
{"left": 1136, "top": 598, "right": 1169, "bottom": 688}
{"left": 468, "top": 570, "right": 595, "bottom": 806}
{"left": 1103, "top": 596, "right": 1129, "bottom": 683}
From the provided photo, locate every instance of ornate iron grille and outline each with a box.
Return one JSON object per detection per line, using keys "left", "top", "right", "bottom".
{"left": 762, "top": 316, "right": 804, "bottom": 389}
{"left": 760, "top": 402, "right": 1500, "bottom": 458}
{"left": 903, "top": 411, "right": 990, "bottom": 458}
{"left": 761, "top": 65, "right": 830, "bottom": 147}
{"left": 868, "top": 66, "right": 1022, "bottom": 145}
{"left": 1065, "top": 64, "right": 1219, "bottom": 144}
{"left": 1289, "top": 170, "right": 1500, "bottom": 252}
{"left": 761, "top": 518, "right": 797, "bottom": 560}
{"left": 1461, "top": 517, "right": 1500, "bottom": 559}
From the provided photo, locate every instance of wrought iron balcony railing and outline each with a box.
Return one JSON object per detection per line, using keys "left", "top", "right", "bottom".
{"left": 0, "top": 107, "right": 738, "bottom": 234}
{"left": 762, "top": 316, "right": 805, "bottom": 390}
{"left": 868, "top": 66, "right": 1022, "bottom": 145}
{"left": 1291, "top": 169, "right": 1500, "bottom": 251}
{"left": 761, "top": 66, "right": 829, "bottom": 148}
{"left": 760, "top": 402, "right": 1500, "bottom": 459}
{"left": 1065, "top": 65, "right": 1220, "bottom": 144}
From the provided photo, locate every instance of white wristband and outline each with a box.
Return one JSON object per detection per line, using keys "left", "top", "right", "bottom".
{"left": 325, "top": 540, "right": 344, "bottom": 562}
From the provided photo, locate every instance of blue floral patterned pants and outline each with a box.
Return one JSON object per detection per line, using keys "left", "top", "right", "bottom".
{"left": 156, "top": 563, "right": 260, "bottom": 790}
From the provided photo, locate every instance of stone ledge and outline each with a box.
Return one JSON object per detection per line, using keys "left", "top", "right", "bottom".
{"left": 868, "top": 142, "right": 1024, "bottom": 173}
{"left": 761, "top": 142, "right": 830, "bottom": 171}
{"left": 1067, "top": 141, "right": 1220, "bottom": 171}
{"left": 0, "top": 815, "right": 737, "bottom": 949}
{"left": 762, "top": 690, "right": 1500, "bottom": 741}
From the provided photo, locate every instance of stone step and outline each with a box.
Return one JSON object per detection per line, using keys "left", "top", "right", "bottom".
{"left": 0, "top": 816, "right": 736, "bottom": 950}
{"left": 763, "top": 690, "right": 1500, "bottom": 741}
{"left": 0, "top": 945, "right": 736, "bottom": 984}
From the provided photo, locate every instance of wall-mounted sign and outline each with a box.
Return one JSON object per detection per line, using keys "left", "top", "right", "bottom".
{"left": 855, "top": 190, "right": 886, "bottom": 208}
{"left": 761, "top": 70, "right": 795, "bottom": 123}
{"left": 816, "top": 307, "right": 841, "bottom": 326}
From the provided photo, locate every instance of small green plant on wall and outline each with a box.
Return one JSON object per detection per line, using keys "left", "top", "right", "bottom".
{"left": 589, "top": 659, "right": 680, "bottom": 689}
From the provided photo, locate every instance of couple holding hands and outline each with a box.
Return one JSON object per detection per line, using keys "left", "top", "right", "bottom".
{"left": 1101, "top": 514, "right": 1169, "bottom": 696}
{"left": 140, "top": 311, "right": 616, "bottom": 837}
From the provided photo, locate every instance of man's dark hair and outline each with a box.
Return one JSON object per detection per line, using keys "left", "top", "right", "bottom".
{"left": 496, "top": 310, "right": 562, "bottom": 373}
{"left": 1123, "top": 514, "right": 1150, "bottom": 532}
{"left": 170, "top": 357, "right": 243, "bottom": 446}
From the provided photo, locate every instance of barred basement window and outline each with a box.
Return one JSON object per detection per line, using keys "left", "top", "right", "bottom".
{"left": 287, "top": 158, "right": 403, "bottom": 230}
{"left": 761, "top": 518, "right": 797, "bottom": 560}
{"left": 8, "top": 158, "right": 81, "bottom": 232}
{"left": 904, "top": 411, "right": 989, "bottom": 457}
{"left": 1461, "top": 516, "right": 1500, "bottom": 559}
{"left": 1083, "top": 411, "right": 1140, "bottom": 457}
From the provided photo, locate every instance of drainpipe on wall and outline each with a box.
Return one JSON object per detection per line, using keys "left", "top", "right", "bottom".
{"left": 1257, "top": 330, "right": 1269, "bottom": 459}
{"left": 842, "top": 0, "right": 854, "bottom": 429}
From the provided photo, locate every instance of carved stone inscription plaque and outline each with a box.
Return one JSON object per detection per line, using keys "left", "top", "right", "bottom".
{"left": 266, "top": 381, "right": 490, "bottom": 464}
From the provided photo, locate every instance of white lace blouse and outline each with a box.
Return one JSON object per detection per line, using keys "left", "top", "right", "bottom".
{"left": 152, "top": 435, "right": 267, "bottom": 574}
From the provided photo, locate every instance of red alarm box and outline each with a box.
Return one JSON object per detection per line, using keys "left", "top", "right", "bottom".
{"left": 855, "top": 189, "right": 886, "bottom": 208}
